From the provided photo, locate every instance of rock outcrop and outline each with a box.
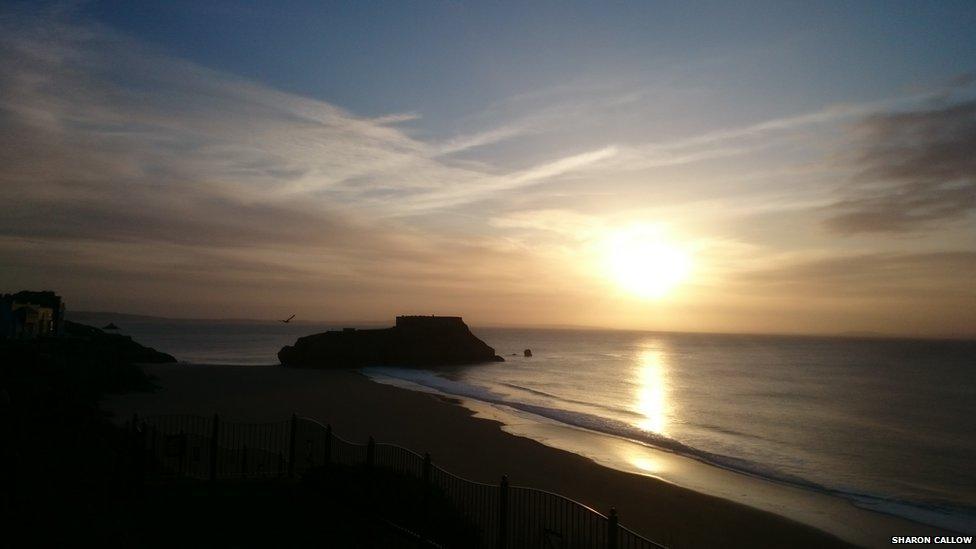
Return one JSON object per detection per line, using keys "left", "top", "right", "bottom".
{"left": 278, "top": 315, "right": 504, "bottom": 368}
{"left": 64, "top": 321, "right": 177, "bottom": 363}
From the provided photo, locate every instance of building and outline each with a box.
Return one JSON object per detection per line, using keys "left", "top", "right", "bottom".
{"left": 0, "top": 291, "right": 66, "bottom": 339}
{"left": 395, "top": 315, "right": 465, "bottom": 329}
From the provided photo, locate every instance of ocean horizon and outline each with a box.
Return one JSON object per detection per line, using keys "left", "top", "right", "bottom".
{"left": 71, "top": 312, "right": 976, "bottom": 535}
{"left": 70, "top": 310, "right": 975, "bottom": 341}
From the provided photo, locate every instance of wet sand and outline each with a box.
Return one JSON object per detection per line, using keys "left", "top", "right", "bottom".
{"left": 106, "top": 364, "right": 947, "bottom": 548}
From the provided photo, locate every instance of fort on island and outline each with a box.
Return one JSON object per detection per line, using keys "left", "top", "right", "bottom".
{"left": 278, "top": 315, "right": 504, "bottom": 368}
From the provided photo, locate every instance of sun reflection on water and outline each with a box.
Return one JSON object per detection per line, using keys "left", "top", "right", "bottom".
{"left": 634, "top": 345, "right": 671, "bottom": 436}
{"left": 630, "top": 455, "right": 661, "bottom": 474}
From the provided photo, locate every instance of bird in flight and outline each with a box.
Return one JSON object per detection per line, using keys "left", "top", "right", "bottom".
{"left": 280, "top": 314, "right": 296, "bottom": 323}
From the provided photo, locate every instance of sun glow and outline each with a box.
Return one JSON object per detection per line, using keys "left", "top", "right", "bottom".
{"left": 603, "top": 225, "right": 692, "bottom": 299}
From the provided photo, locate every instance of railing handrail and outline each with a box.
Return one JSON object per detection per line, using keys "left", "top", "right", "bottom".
{"left": 143, "top": 413, "right": 288, "bottom": 427}
{"left": 137, "top": 412, "right": 667, "bottom": 548}
{"left": 429, "top": 462, "right": 503, "bottom": 490}
{"left": 508, "top": 484, "right": 607, "bottom": 519}
{"left": 380, "top": 518, "right": 444, "bottom": 549}
{"left": 373, "top": 441, "right": 427, "bottom": 462}
{"left": 296, "top": 415, "right": 364, "bottom": 448}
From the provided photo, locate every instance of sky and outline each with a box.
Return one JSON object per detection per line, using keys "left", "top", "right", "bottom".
{"left": 1, "top": 1, "right": 975, "bottom": 337}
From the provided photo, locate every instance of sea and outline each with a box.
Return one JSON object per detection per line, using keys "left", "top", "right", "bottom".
{"left": 75, "top": 313, "right": 976, "bottom": 534}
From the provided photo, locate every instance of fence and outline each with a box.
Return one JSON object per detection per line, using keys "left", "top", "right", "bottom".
{"left": 132, "top": 413, "right": 665, "bottom": 549}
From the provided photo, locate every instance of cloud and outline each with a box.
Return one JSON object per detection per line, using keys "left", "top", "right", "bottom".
{"left": 387, "top": 146, "right": 619, "bottom": 213}
{"left": 0, "top": 4, "right": 651, "bottom": 261}
{"left": 737, "top": 251, "right": 976, "bottom": 298}
{"left": 0, "top": 6, "right": 637, "bottom": 238}
{"left": 824, "top": 100, "right": 976, "bottom": 233}
{"left": 490, "top": 209, "right": 603, "bottom": 237}
{"left": 435, "top": 124, "right": 530, "bottom": 155}
{"left": 0, "top": 8, "right": 529, "bottom": 313}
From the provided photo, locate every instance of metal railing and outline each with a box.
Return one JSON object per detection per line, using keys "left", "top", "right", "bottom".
{"left": 133, "top": 413, "right": 666, "bottom": 549}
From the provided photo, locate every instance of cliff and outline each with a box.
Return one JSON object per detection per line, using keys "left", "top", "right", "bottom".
{"left": 278, "top": 315, "right": 504, "bottom": 368}
{"left": 0, "top": 321, "right": 171, "bottom": 400}
{"left": 64, "top": 320, "right": 177, "bottom": 363}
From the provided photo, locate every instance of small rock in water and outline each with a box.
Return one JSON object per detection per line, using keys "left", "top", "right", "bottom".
{"left": 523, "top": 349, "right": 532, "bottom": 357}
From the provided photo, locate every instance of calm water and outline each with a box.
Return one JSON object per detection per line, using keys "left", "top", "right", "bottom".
{"left": 78, "top": 313, "right": 976, "bottom": 532}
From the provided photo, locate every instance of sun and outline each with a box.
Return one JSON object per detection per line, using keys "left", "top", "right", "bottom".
{"left": 602, "top": 225, "right": 692, "bottom": 299}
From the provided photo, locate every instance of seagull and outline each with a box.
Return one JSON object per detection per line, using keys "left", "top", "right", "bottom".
{"left": 280, "top": 314, "right": 296, "bottom": 324}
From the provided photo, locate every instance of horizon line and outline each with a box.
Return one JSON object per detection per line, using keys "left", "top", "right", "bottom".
{"left": 67, "top": 310, "right": 976, "bottom": 343}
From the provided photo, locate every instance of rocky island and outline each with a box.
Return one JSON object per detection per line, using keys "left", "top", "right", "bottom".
{"left": 278, "top": 315, "right": 504, "bottom": 368}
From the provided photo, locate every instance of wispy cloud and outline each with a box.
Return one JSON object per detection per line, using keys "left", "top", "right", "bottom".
{"left": 0, "top": 6, "right": 633, "bottom": 318}
{"left": 435, "top": 124, "right": 530, "bottom": 155}
{"left": 825, "top": 100, "right": 976, "bottom": 233}
{"left": 737, "top": 251, "right": 976, "bottom": 299}
{"left": 0, "top": 7, "right": 631, "bottom": 235}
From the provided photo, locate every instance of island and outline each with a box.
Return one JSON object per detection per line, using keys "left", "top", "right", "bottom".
{"left": 278, "top": 315, "right": 504, "bottom": 368}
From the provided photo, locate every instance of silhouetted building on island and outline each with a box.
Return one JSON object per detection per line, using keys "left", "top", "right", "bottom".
{"left": 1, "top": 290, "right": 66, "bottom": 339}
{"left": 395, "top": 315, "right": 465, "bottom": 329}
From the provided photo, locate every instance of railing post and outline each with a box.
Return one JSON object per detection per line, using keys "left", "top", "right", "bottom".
{"left": 324, "top": 424, "right": 332, "bottom": 467}
{"left": 607, "top": 508, "right": 618, "bottom": 549}
{"left": 149, "top": 425, "right": 157, "bottom": 473}
{"left": 421, "top": 453, "right": 432, "bottom": 535}
{"left": 128, "top": 414, "right": 139, "bottom": 494}
{"left": 209, "top": 413, "right": 219, "bottom": 482}
{"left": 178, "top": 429, "right": 186, "bottom": 477}
{"left": 498, "top": 475, "right": 509, "bottom": 549}
{"left": 365, "top": 436, "right": 376, "bottom": 508}
{"left": 132, "top": 420, "right": 145, "bottom": 495}
{"left": 366, "top": 436, "right": 375, "bottom": 469}
{"left": 288, "top": 413, "right": 297, "bottom": 478}
{"left": 241, "top": 445, "right": 248, "bottom": 479}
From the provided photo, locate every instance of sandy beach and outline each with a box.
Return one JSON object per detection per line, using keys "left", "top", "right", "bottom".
{"left": 106, "top": 364, "right": 949, "bottom": 548}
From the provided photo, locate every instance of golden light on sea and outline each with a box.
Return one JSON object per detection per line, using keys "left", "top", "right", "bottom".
{"left": 602, "top": 224, "right": 692, "bottom": 299}
{"left": 630, "top": 455, "right": 662, "bottom": 474}
{"left": 634, "top": 345, "right": 671, "bottom": 436}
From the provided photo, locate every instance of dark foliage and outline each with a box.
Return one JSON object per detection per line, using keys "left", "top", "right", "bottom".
{"left": 0, "top": 323, "right": 165, "bottom": 546}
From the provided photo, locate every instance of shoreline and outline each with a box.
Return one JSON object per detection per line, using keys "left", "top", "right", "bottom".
{"left": 366, "top": 371, "right": 966, "bottom": 546}
{"left": 108, "top": 363, "right": 953, "bottom": 548}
